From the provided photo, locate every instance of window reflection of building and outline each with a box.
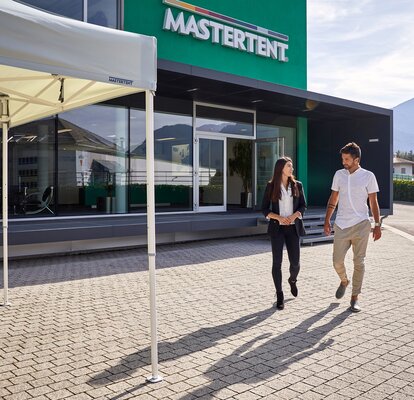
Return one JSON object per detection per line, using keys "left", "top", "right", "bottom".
{"left": 196, "top": 105, "right": 254, "bottom": 137}
{"left": 58, "top": 105, "right": 128, "bottom": 214}
{"left": 7, "top": 118, "right": 55, "bottom": 215}
{"left": 130, "top": 109, "right": 193, "bottom": 212}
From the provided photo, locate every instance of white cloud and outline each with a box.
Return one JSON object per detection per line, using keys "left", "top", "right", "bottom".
{"left": 307, "top": 0, "right": 414, "bottom": 108}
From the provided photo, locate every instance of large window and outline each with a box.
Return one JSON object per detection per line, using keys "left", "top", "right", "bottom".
{"left": 130, "top": 109, "right": 193, "bottom": 212}
{"left": 58, "top": 105, "right": 128, "bottom": 215}
{"left": 19, "top": 0, "right": 121, "bottom": 28}
{"left": 6, "top": 118, "right": 56, "bottom": 216}
{"left": 5, "top": 101, "right": 193, "bottom": 218}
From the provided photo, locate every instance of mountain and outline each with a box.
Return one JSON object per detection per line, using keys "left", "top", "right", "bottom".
{"left": 393, "top": 99, "right": 414, "bottom": 152}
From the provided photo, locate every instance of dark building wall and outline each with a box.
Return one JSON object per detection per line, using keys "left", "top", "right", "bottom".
{"left": 308, "top": 114, "right": 392, "bottom": 211}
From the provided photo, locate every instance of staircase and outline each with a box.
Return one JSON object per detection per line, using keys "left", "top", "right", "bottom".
{"left": 301, "top": 212, "right": 334, "bottom": 245}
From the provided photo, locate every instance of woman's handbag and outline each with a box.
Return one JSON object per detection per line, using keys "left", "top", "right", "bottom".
{"left": 295, "top": 218, "right": 307, "bottom": 237}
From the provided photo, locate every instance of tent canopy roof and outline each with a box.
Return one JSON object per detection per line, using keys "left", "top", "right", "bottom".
{"left": 0, "top": 0, "right": 157, "bottom": 127}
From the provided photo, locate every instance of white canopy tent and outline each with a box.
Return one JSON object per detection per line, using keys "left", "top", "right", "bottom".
{"left": 1, "top": 0, "right": 161, "bottom": 382}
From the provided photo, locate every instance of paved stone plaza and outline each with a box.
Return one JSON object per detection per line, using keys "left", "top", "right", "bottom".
{"left": 1, "top": 226, "right": 414, "bottom": 400}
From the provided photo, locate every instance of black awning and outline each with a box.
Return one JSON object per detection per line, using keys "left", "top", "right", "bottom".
{"left": 156, "top": 59, "right": 392, "bottom": 123}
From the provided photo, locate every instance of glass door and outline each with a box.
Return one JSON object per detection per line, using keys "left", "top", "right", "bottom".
{"left": 195, "top": 135, "right": 226, "bottom": 212}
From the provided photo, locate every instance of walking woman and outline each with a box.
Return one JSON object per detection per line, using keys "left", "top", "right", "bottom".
{"left": 261, "top": 157, "right": 307, "bottom": 310}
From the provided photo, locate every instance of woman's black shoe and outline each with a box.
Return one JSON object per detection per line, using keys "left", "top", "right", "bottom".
{"left": 275, "top": 291, "right": 284, "bottom": 310}
{"left": 288, "top": 278, "right": 298, "bottom": 297}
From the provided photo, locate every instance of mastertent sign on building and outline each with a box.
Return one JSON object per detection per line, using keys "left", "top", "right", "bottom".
{"left": 163, "top": 1, "right": 289, "bottom": 62}
{"left": 125, "top": 0, "right": 307, "bottom": 89}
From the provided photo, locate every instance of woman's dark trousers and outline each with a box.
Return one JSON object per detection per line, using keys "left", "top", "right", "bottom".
{"left": 270, "top": 225, "right": 300, "bottom": 293}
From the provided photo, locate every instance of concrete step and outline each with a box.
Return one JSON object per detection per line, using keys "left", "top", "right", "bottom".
{"left": 304, "top": 220, "right": 327, "bottom": 227}
{"left": 301, "top": 234, "right": 334, "bottom": 245}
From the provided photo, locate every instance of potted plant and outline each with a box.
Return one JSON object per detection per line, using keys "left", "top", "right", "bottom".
{"left": 229, "top": 140, "right": 252, "bottom": 207}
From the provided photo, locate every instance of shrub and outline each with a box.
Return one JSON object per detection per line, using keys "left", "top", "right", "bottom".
{"left": 393, "top": 179, "right": 414, "bottom": 202}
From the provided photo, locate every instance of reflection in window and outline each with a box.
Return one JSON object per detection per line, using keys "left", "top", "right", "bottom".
{"left": 88, "top": 0, "right": 119, "bottom": 28}
{"left": 58, "top": 105, "right": 128, "bottom": 215}
{"left": 19, "top": 0, "right": 120, "bottom": 28}
{"left": 256, "top": 124, "right": 296, "bottom": 207}
{"left": 6, "top": 118, "right": 55, "bottom": 216}
{"left": 130, "top": 109, "right": 193, "bottom": 212}
{"left": 196, "top": 105, "right": 254, "bottom": 137}
{"left": 19, "top": 0, "right": 83, "bottom": 20}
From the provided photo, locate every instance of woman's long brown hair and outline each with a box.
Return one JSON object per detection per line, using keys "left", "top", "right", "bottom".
{"left": 269, "top": 157, "right": 299, "bottom": 201}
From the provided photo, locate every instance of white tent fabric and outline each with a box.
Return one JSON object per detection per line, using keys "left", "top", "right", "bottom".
{"left": 0, "top": 0, "right": 156, "bottom": 127}
{"left": 1, "top": 0, "right": 161, "bottom": 382}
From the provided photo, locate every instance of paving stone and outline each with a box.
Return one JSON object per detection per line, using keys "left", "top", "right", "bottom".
{"left": 6, "top": 382, "right": 34, "bottom": 394}
{"left": 45, "top": 388, "right": 73, "bottom": 400}
{"left": 233, "top": 391, "right": 262, "bottom": 400}
{"left": 0, "top": 388, "right": 12, "bottom": 398}
{"left": 4, "top": 392, "right": 34, "bottom": 400}
{"left": 27, "top": 385, "right": 54, "bottom": 398}
{"left": 65, "top": 394, "right": 93, "bottom": 400}
{"left": 389, "top": 392, "right": 414, "bottom": 400}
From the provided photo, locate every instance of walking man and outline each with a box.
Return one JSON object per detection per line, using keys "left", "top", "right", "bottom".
{"left": 324, "top": 142, "right": 382, "bottom": 312}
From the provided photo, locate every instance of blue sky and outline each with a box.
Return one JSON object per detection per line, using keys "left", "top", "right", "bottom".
{"left": 307, "top": 0, "right": 414, "bottom": 109}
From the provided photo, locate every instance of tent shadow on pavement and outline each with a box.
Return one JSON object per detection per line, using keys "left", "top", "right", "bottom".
{"left": 88, "top": 303, "right": 350, "bottom": 400}
{"left": 87, "top": 306, "right": 277, "bottom": 385}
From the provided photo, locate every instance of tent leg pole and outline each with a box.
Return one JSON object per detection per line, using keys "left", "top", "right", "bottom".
{"left": 145, "top": 90, "right": 162, "bottom": 384}
{"left": 1, "top": 96, "right": 11, "bottom": 307}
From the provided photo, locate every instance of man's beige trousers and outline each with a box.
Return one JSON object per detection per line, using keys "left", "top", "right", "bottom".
{"left": 333, "top": 219, "right": 371, "bottom": 296}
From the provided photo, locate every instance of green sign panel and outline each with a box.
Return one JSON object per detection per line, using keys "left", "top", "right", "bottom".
{"left": 124, "top": 0, "right": 306, "bottom": 89}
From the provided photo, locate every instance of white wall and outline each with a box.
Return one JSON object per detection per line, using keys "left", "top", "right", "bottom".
{"left": 394, "top": 163, "right": 413, "bottom": 175}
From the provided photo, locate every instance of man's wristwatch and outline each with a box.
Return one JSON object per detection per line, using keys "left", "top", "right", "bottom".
{"left": 374, "top": 222, "right": 381, "bottom": 227}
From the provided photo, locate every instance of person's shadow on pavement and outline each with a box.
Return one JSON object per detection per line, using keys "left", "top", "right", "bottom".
{"left": 178, "top": 303, "right": 348, "bottom": 399}
{"left": 88, "top": 306, "right": 277, "bottom": 386}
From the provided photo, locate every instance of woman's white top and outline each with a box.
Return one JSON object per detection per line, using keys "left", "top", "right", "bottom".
{"left": 279, "top": 184, "right": 294, "bottom": 224}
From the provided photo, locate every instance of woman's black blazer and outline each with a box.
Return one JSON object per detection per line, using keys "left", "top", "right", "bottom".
{"left": 261, "top": 181, "right": 307, "bottom": 236}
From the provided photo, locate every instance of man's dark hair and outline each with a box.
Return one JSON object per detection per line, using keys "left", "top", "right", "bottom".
{"left": 340, "top": 142, "right": 361, "bottom": 160}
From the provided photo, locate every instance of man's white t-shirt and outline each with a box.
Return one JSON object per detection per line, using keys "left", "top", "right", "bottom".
{"left": 331, "top": 167, "right": 379, "bottom": 229}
